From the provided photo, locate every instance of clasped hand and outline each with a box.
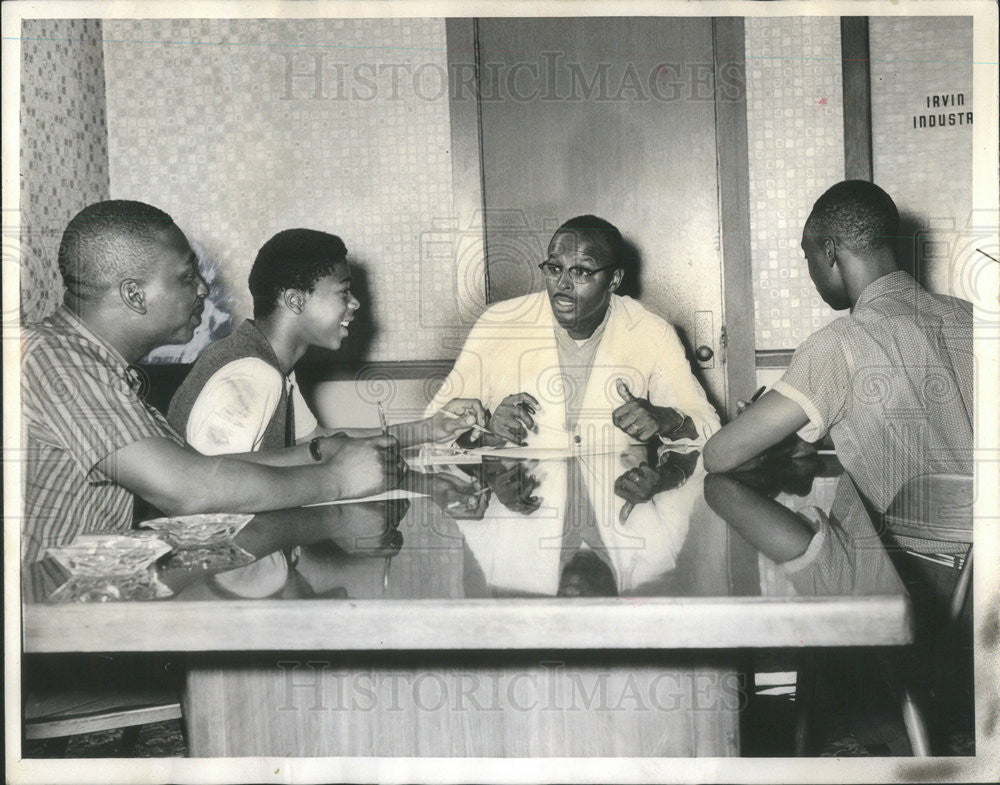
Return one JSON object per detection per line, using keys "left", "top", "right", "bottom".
{"left": 428, "top": 397, "right": 489, "bottom": 443}
{"left": 318, "top": 433, "right": 407, "bottom": 499}
{"left": 481, "top": 392, "right": 540, "bottom": 447}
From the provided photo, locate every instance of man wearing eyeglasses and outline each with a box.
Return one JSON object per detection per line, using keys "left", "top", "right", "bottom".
{"left": 427, "top": 215, "right": 719, "bottom": 452}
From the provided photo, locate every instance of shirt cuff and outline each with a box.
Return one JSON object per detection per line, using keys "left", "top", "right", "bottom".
{"left": 771, "top": 380, "right": 827, "bottom": 443}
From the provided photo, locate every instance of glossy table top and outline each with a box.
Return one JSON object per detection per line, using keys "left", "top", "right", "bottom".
{"left": 22, "top": 447, "right": 912, "bottom": 652}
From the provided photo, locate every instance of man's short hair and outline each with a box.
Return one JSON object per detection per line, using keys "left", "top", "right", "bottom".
{"left": 552, "top": 215, "right": 624, "bottom": 268}
{"left": 58, "top": 200, "right": 176, "bottom": 300}
{"left": 249, "top": 229, "right": 348, "bottom": 319}
{"left": 806, "top": 180, "right": 899, "bottom": 253}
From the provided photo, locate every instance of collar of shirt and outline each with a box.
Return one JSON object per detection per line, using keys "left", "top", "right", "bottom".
{"left": 52, "top": 306, "right": 146, "bottom": 393}
{"left": 854, "top": 270, "right": 916, "bottom": 310}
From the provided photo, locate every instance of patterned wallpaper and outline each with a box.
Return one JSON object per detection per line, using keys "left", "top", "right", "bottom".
{"left": 870, "top": 17, "right": 974, "bottom": 297}
{"left": 19, "top": 19, "right": 110, "bottom": 324}
{"left": 103, "top": 18, "right": 466, "bottom": 364}
{"left": 745, "top": 17, "right": 845, "bottom": 351}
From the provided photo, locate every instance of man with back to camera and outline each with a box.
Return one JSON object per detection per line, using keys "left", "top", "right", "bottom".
{"left": 168, "top": 228, "right": 486, "bottom": 455}
{"left": 20, "top": 200, "right": 404, "bottom": 564}
{"left": 703, "top": 180, "right": 973, "bottom": 527}
{"left": 426, "top": 215, "right": 720, "bottom": 466}
{"left": 702, "top": 181, "right": 974, "bottom": 739}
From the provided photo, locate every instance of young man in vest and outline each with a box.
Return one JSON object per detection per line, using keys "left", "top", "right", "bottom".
{"left": 168, "top": 228, "right": 486, "bottom": 455}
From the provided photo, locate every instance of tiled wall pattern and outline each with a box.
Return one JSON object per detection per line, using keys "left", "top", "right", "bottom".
{"left": 870, "top": 17, "right": 974, "bottom": 297}
{"left": 103, "top": 18, "right": 466, "bottom": 363}
{"left": 745, "top": 18, "right": 845, "bottom": 351}
{"left": 19, "top": 19, "right": 110, "bottom": 323}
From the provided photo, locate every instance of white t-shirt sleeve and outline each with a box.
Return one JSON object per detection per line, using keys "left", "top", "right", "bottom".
{"left": 186, "top": 358, "right": 284, "bottom": 455}
{"left": 288, "top": 371, "right": 319, "bottom": 442}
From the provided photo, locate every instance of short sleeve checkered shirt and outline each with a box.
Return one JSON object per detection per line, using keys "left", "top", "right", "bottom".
{"left": 21, "top": 306, "right": 184, "bottom": 563}
{"left": 773, "top": 271, "right": 973, "bottom": 528}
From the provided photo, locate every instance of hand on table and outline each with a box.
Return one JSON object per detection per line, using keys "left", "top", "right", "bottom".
{"left": 482, "top": 458, "right": 542, "bottom": 514}
{"left": 428, "top": 398, "right": 489, "bottom": 443}
{"left": 486, "top": 392, "right": 540, "bottom": 446}
{"left": 322, "top": 434, "right": 406, "bottom": 499}
{"left": 612, "top": 380, "right": 692, "bottom": 442}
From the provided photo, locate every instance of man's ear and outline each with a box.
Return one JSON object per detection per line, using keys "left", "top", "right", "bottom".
{"left": 822, "top": 237, "right": 838, "bottom": 268}
{"left": 282, "top": 289, "right": 306, "bottom": 315}
{"left": 120, "top": 279, "right": 147, "bottom": 314}
{"left": 609, "top": 268, "right": 624, "bottom": 291}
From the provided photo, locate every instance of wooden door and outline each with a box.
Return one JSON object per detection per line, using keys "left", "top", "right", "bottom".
{"left": 472, "top": 17, "right": 728, "bottom": 408}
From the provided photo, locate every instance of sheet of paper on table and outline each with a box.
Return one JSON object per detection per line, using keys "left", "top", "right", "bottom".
{"left": 405, "top": 443, "right": 634, "bottom": 468}
{"left": 302, "top": 489, "right": 429, "bottom": 507}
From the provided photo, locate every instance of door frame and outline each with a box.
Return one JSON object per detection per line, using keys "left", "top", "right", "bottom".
{"left": 712, "top": 17, "right": 756, "bottom": 420}
{"left": 446, "top": 16, "right": 758, "bottom": 421}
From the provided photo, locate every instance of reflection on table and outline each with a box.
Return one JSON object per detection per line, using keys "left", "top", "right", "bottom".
{"left": 26, "top": 449, "right": 906, "bottom": 611}
{"left": 22, "top": 448, "right": 913, "bottom": 758}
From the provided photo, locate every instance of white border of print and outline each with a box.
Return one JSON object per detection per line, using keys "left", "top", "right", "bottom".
{"left": 3, "top": 1, "right": 998, "bottom": 783}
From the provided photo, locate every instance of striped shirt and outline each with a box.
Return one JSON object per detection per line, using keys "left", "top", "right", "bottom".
{"left": 773, "top": 270, "right": 973, "bottom": 532}
{"left": 21, "top": 306, "right": 183, "bottom": 563}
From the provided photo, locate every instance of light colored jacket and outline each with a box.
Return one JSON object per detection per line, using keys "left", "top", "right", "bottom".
{"left": 427, "top": 292, "right": 720, "bottom": 452}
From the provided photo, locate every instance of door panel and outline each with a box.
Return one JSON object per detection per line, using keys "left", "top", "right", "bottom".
{"left": 476, "top": 17, "right": 726, "bottom": 407}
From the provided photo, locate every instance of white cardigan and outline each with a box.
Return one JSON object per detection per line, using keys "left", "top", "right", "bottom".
{"left": 428, "top": 292, "right": 720, "bottom": 451}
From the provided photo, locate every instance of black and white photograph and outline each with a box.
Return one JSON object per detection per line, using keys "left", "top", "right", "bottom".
{"left": 3, "top": 0, "right": 998, "bottom": 782}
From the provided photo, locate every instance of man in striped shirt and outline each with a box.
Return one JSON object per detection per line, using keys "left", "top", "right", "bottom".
{"left": 21, "top": 200, "right": 404, "bottom": 564}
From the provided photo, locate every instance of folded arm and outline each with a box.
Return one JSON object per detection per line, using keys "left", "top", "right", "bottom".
{"left": 702, "top": 391, "right": 809, "bottom": 473}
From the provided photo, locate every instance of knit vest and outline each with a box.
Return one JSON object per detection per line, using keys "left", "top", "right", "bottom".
{"left": 167, "top": 320, "right": 294, "bottom": 450}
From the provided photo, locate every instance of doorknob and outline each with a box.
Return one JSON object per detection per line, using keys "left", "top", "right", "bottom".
{"left": 694, "top": 311, "right": 716, "bottom": 369}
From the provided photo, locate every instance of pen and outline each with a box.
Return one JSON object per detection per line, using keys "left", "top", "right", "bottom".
{"left": 750, "top": 385, "right": 766, "bottom": 403}
{"left": 377, "top": 400, "right": 389, "bottom": 438}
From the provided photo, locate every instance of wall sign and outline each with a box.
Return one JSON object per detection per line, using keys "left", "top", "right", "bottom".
{"left": 913, "top": 93, "right": 973, "bottom": 128}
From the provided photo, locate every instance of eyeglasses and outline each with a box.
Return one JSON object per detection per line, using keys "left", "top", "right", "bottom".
{"left": 537, "top": 261, "right": 617, "bottom": 285}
